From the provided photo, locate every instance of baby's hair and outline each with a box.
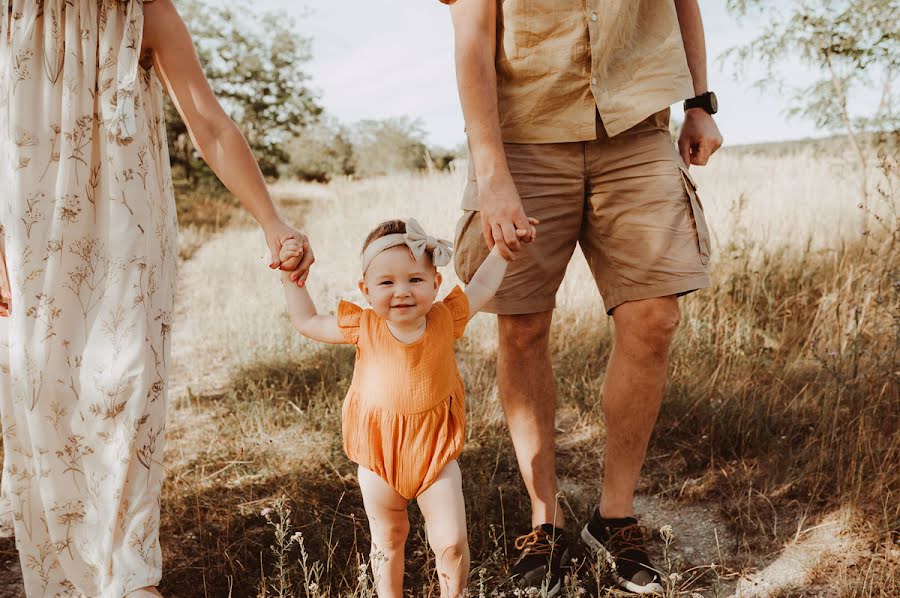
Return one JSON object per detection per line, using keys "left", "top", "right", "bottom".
{"left": 362, "top": 219, "right": 407, "bottom": 255}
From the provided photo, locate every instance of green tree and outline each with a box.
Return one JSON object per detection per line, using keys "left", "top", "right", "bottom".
{"left": 723, "top": 0, "right": 899, "bottom": 204}
{"left": 167, "top": 0, "right": 322, "bottom": 186}
{"left": 350, "top": 117, "right": 430, "bottom": 177}
{"left": 282, "top": 118, "right": 356, "bottom": 182}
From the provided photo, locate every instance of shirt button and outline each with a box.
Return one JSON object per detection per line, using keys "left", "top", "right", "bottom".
{"left": 591, "top": 12, "right": 598, "bottom": 21}
{"left": 591, "top": 77, "right": 597, "bottom": 85}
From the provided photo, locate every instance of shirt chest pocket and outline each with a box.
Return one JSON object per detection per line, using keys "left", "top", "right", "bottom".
{"left": 499, "top": 1, "right": 590, "bottom": 74}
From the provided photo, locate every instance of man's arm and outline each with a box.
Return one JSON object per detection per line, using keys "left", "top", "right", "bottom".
{"left": 448, "top": 0, "right": 533, "bottom": 259}
{"left": 674, "top": 0, "right": 723, "bottom": 167}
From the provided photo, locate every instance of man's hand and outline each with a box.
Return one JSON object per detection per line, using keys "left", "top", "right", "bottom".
{"left": 0, "top": 246, "right": 9, "bottom": 317}
{"left": 678, "top": 108, "right": 723, "bottom": 167}
{"left": 479, "top": 174, "right": 535, "bottom": 260}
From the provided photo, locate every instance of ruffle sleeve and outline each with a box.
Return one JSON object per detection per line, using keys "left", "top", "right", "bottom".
{"left": 441, "top": 286, "right": 470, "bottom": 340}
{"left": 337, "top": 300, "right": 363, "bottom": 345}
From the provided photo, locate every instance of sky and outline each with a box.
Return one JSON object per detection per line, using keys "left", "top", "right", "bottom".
{"left": 251, "top": 0, "right": 870, "bottom": 149}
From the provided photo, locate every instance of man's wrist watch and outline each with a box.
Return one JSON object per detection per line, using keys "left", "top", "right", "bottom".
{"left": 684, "top": 91, "right": 718, "bottom": 115}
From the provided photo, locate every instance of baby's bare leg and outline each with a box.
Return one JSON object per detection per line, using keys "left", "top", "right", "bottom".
{"left": 358, "top": 466, "right": 410, "bottom": 598}
{"left": 416, "top": 461, "right": 469, "bottom": 598}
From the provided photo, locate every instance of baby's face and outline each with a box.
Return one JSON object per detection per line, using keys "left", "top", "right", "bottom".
{"left": 360, "top": 246, "right": 440, "bottom": 325}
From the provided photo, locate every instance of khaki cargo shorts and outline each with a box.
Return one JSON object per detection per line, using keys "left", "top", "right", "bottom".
{"left": 455, "top": 109, "right": 712, "bottom": 315}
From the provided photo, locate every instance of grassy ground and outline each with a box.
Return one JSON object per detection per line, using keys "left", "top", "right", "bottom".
{"left": 1, "top": 146, "right": 897, "bottom": 597}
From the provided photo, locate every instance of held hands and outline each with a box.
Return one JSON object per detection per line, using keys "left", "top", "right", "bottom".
{"left": 263, "top": 220, "right": 314, "bottom": 286}
{"left": 279, "top": 235, "right": 306, "bottom": 285}
{"left": 480, "top": 173, "right": 537, "bottom": 260}
{"left": 678, "top": 108, "right": 723, "bottom": 168}
{"left": 505, "top": 216, "right": 539, "bottom": 259}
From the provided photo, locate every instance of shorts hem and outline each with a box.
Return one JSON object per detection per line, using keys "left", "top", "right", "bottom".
{"left": 479, "top": 295, "right": 557, "bottom": 316}
{"left": 603, "top": 274, "right": 712, "bottom": 314}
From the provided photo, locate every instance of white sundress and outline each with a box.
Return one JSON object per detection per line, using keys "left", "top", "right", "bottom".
{"left": 0, "top": 0, "right": 176, "bottom": 595}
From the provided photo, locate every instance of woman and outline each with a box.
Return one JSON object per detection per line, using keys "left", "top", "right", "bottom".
{"left": 0, "top": 1, "right": 312, "bottom": 595}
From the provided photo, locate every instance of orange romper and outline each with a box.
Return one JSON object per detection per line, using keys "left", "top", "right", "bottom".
{"left": 337, "top": 286, "right": 470, "bottom": 500}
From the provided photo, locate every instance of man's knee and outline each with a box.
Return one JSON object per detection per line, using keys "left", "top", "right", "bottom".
{"left": 498, "top": 310, "right": 553, "bottom": 351}
{"left": 614, "top": 297, "right": 681, "bottom": 355}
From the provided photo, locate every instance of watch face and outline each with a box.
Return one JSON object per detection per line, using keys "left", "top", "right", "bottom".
{"left": 708, "top": 91, "right": 718, "bottom": 114}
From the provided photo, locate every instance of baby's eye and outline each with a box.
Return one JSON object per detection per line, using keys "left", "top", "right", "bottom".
{"left": 410, "top": 277, "right": 423, "bottom": 283}
{"left": 379, "top": 281, "right": 393, "bottom": 286}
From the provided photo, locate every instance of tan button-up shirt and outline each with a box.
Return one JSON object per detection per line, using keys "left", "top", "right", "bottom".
{"left": 495, "top": 0, "right": 695, "bottom": 143}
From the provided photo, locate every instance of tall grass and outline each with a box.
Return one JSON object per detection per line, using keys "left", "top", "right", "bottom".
{"left": 163, "top": 146, "right": 896, "bottom": 596}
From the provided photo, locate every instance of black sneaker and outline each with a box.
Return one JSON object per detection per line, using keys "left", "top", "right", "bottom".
{"left": 510, "top": 523, "right": 570, "bottom": 596}
{"left": 580, "top": 508, "right": 664, "bottom": 594}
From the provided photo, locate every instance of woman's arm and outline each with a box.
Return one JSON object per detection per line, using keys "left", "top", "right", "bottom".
{"left": 142, "top": 0, "right": 314, "bottom": 284}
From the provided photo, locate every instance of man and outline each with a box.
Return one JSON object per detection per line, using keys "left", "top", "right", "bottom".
{"left": 444, "top": 0, "right": 722, "bottom": 594}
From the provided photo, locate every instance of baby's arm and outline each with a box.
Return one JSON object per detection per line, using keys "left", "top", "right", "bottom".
{"left": 463, "top": 244, "right": 509, "bottom": 317}
{"left": 464, "top": 217, "right": 538, "bottom": 317}
{"left": 280, "top": 239, "right": 347, "bottom": 344}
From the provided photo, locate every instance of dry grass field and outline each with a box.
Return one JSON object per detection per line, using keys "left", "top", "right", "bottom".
{"left": 1, "top": 145, "right": 897, "bottom": 597}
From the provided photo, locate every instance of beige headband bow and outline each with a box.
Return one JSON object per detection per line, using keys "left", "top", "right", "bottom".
{"left": 361, "top": 218, "right": 453, "bottom": 273}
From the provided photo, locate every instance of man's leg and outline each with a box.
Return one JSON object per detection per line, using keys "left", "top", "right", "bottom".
{"left": 599, "top": 295, "right": 680, "bottom": 517}
{"left": 497, "top": 310, "right": 564, "bottom": 529}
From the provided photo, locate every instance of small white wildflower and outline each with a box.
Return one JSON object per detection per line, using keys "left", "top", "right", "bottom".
{"left": 290, "top": 531, "right": 303, "bottom": 544}
{"left": 659, "top": 524, "right": 675, "bottom": 543}
{"left": 308, "top": 583, "right": 318, "bottom": 592}
{"left": 260, "top": 507, "right": 272, "bottom": 517}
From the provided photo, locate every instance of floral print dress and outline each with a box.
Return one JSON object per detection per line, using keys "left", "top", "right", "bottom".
{"left": 0, "top": 1, "right": 176, "bottom": 595}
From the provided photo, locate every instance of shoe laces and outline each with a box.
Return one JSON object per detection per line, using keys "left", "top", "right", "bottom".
{"left": 606, "top": 523, "right": 649, "bottom": 556}
{"left": 514, "top": 528, "right": 557, "bottom": 557}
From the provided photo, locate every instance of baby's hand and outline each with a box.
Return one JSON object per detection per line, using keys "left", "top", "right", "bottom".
{"left": 512, "top": 217, "right": 540, "bottom": 252}
{"left": 279, "top": 235, "right": 304, "bottom": 271}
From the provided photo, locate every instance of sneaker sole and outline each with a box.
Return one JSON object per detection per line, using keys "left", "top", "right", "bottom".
{"left": 513, "top": 547, "right": 568, "bottom": 597}
{"left": 580, "top": 524, "right": 664, "bottom": 595}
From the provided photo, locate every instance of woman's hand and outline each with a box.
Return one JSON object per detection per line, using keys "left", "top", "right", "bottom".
{"left": 263, "top": 219, "right": 314, "bottom": 286}
{"left": 0, "top": 246, "right": 11, "bottom": 317}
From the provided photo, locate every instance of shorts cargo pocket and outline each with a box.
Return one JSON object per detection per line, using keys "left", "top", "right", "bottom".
{"left": 453, "top": 209, "right": 490, "bottom": 284}
{"left": 678, "top": 163, "right": 711, "bottom": 265}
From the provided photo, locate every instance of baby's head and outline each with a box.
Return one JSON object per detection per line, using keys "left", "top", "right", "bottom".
{"left": 359, "top": 219, "right": 444, "bottom": 324}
